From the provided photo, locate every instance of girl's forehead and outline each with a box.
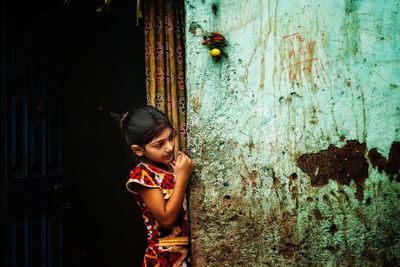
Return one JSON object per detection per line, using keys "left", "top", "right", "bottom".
{"left": 150, "top": 127, "right": 173, "bottom": 143}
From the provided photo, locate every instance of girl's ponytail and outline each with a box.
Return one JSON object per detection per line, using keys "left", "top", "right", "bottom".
{"left": 110, "top": 111, "right": 130, "bottom": 131}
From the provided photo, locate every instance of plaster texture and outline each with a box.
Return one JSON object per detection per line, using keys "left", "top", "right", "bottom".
{"left": 185, "top": 0, "right": 400, "bottom": 266}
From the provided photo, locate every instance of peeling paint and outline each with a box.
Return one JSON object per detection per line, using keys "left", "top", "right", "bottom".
{"left": 368, "top": 142, "right": 400, "bottom": 181}
{"left": 296, "top": 140, "right": 368, "bottom": 200}
{"left": 189, "top": 21, "right": 204, "bottom": 36}
{"left": 387, "top": 142, "right": 400, "bottom": 181}
{"left": 368, "top": 148, "right": 388, "bottom": 174}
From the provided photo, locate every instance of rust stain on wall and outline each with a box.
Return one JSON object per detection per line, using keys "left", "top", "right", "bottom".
{"left": 297, "top": 141, "right": 400, "bottom": 201}
{"left": 387, "top": 142, "right": 400, "bottom": 181}
{"left": 199, "top": 197, "right": 269, "bottom": 266}
{"left": 296, "top": 140, "right": 368, "bottom": 200}
{"left": 277, "top": 210, "right": 299, "bottom": 260}
{"left": 368, "top": 148, "right": 387, "bottom": 173}
{"left": 368, "top": 142, "right": 400, "bottom": 181}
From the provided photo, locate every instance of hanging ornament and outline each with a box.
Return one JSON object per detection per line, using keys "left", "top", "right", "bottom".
{"left": 202, "top": 32, "right": 227, "bottom": 60}
{"left": 210, "top": 48, "right": 221, "bottom": 58}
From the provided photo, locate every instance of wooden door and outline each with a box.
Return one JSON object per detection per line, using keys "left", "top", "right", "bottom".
{"left": 7, "top": 65, "right": 65, "bottom": 267}
{"left": 4, "top": 1, "right": 67, "bottom": 267}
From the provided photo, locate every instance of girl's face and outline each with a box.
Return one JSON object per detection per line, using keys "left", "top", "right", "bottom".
{"left": 141, "top": 127, "right": 176, "bottom": 165}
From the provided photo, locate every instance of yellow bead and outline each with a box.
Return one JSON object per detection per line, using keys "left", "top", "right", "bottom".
{"left": 210, "top": 48, "right": 221, "bottom": 58}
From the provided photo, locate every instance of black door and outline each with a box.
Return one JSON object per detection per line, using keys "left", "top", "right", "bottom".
{"left": 2, "top": 0, "right": 147, "bottom": 266}
{"left": 4, "top": 2, "right": 66, "bottom": 267}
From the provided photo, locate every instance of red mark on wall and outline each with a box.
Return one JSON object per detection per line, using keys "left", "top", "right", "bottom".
{"left": 283, "top": 32, "right": 318, "bottom": 81}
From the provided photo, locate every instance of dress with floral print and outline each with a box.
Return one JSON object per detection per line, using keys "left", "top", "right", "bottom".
{"left": 126, "top": 163, "right": 189, "bottom": 267}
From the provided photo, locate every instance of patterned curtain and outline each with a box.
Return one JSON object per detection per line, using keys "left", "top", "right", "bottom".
{"left": 143, "top": 0, "right": 187, "bottom": 152}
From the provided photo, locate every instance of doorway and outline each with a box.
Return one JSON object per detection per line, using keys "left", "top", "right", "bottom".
{"left": 2, "top": 0, "right": 147, "bottom": 266}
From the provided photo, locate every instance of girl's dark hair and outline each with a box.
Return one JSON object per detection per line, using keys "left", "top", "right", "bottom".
{"left": 110, "top": 105, "right": 173, "bottom": 147}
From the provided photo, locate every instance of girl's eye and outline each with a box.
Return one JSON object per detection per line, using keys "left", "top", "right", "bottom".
{"left": 154, "top": 143, "right": 163, "bottom": 148}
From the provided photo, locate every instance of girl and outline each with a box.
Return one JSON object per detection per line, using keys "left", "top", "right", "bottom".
{"left": 112, "top": 105, "right": 193, "bottom": 267}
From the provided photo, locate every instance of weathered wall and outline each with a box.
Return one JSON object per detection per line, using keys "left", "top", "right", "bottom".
{"left": 185, "top": 0, "right": 400, "bottom": 266}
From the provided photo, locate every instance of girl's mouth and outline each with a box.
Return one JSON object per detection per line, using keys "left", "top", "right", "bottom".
{"left": 165, "top": 153, "right": 174, "bottom": 161}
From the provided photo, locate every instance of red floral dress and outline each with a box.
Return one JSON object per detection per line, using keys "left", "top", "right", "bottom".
{"left": 126, "top": 163, "right": 189, "bottom": 267}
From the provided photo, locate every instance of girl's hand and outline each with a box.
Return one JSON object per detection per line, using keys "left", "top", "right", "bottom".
{"left": 136, "top": 152, "right": 193, "bottom": 229}
{"left": 171, "top": 151, "right": 193, "bottom": 180}
{"left": 135, "top": 152, "right": 193, "bottom": 230}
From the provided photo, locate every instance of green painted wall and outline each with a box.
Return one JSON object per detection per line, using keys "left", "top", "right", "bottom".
{"left": 185, "top": 0, "right": 400, "bottom": 266}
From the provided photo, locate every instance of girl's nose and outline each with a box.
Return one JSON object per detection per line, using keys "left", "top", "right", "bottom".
{"left": 166, "top": 140, "right": 174, "bottom": 152}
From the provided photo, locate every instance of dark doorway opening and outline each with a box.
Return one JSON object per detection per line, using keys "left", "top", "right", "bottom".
{"left": 2, "top": 0, "right": 147, "bottom": 266}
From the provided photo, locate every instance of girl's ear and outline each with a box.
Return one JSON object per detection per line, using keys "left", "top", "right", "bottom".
{"left": 131, "top": 144, "right": 144, "bottom": 157}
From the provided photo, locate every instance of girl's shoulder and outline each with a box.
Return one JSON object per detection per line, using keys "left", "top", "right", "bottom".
{"left": 126, "top": 162, "right": 175, "bottom": 194}
{"left": 135, "top": 162, "right": 174, "bottom": 176}
{"left": 127, "top": 163, "right": 164, "bottom": 193}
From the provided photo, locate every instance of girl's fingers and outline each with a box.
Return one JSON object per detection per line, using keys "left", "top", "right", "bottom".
{"left": 169, "top": 163, "right": 175, "bottom": 170}
{"left": 174, "top": 151, "right": 194, "bottom": 169}
{"left": 177, "top": 151, "right": 184, "bottom": 159}
{"left": 174, "top": 152, "right": 182, "bottom": 165}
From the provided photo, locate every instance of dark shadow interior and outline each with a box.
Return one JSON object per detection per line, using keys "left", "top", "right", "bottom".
{"left": 3, "top": 0, "right": 147, "bottom": 266}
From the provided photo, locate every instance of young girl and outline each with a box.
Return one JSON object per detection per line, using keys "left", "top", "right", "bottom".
{"left": 112, "top": 105, "right": 193, "bottom": 267}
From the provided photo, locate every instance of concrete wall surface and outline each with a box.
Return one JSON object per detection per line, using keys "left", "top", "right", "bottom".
{"left": 185, "top": 0, "right": 400, "bottom": 266}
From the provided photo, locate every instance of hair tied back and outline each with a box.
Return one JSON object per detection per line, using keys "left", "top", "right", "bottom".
{"left": 109, "top": 111, "right": 128, "bottom": 130}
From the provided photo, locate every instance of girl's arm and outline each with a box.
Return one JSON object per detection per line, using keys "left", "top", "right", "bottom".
{"left": 134, "top": 152, "right": 193, "bottom": 229}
